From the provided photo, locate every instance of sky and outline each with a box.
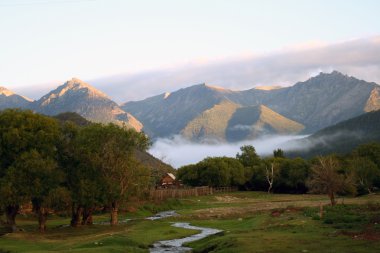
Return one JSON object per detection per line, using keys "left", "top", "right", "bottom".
{"left": 1, "top": 0, "right": 380, "bottom": 102}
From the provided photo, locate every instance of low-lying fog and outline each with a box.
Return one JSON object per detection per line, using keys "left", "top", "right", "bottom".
{"left": 149, "top": 135, "right": 308, "bottom": 168}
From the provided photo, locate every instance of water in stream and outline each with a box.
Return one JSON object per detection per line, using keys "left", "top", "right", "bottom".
{"left": 148, "top": 211, "right": 222, "bottom": 253}
{"left": 146, "top": 210, "right": 179, "bottom": 220}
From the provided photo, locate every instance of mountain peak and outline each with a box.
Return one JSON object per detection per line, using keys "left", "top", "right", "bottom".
{"left": 331, "top": 70, "right": 344, "bottom": 75}
{"left": 298, "top": 70, "right": 353, "bottom": 87}
{"left": 56, "top": 78, "right": 109, "bottom": 99}
{"left": 36, "top": 79, "right": 142, "bottom": 131}
{"left": 205, "top": 84, "right": 227, "bottom": 91}
{"left": 316, "top": 70, "right": 347, "bottom": 79}
{"left": 0, "top": 86, "right": 33, "bottom": 102}
{"left": 0, "top": 86, "right": 15, "bottom": 97}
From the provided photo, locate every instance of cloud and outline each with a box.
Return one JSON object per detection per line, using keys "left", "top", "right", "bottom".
{"left": 13, "top": 36, "right": 380, "bottom": 103}
{"left": 228, "top": 124, "right": 253, "bottom": 131}
{"left": 148, "top": 135, "right": 308, "bottom": 168}
{"left": 89, "top": 36, "right": 380, "bottom": 103}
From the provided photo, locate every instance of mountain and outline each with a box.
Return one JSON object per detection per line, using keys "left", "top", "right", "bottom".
{"left": 53, "top": 112, "right": 92, "bottom": 126}
{"left": 256, "top": 71, "right": 380, "bottom": 132}
{"left": 287, "top": 109, "right": 380, "bottom": 157}
{"left": 225, "top": 104, "right": 304, "bottom": 142}
{"left": 181, "top": 101, "right": 304, "bottom": 142}
{"left": 121, "top": 84, "right": 234, "bottom": 137}
{"left": 2, "top": 71, "right": 379, "bottom": 143}
{"left": 0, "top": 87, "right": 33, "bottom": 110}
{"left": 181, "top": 100, "right": 240, "bottom": 142}
{"left": 122, "top": 71, "right": 380, "bottom": 140}
{"left": 34, "top": 78, "right": 143, "bottom": 131}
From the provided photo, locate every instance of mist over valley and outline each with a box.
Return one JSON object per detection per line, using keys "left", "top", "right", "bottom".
{"left": 149, "top": 135, "right": 308, "bottom": 168}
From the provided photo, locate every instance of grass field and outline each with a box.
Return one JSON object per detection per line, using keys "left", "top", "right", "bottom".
{"left": 1, "top": 192, "right": 380, "bottom": 253}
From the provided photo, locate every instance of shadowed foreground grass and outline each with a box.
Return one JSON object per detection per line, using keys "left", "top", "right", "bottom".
{"left": 187, "top": 204, "right": 380, "bottom": 253}
{"left": 1, "top": 192, "right": 380, "bottom": 252}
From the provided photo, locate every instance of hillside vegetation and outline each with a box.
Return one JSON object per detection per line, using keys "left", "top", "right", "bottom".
{"left": 289, "top": 109, "right": 380, "bottom": 157}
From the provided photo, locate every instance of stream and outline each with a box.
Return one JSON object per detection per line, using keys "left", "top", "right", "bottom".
{"left": 148, "top": 211, "right": 222, "bottom": 253}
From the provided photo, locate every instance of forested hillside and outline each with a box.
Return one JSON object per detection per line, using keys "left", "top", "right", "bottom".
{"left": 288, "top": 109, "right": 380, "bottom": 157}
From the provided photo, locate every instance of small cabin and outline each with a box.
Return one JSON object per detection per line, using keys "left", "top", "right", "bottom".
{"left": 159, "top": 173, "right": 181, "bottom": 188}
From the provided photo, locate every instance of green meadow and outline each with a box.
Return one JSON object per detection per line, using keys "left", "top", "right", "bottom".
{"left": 1, "top": 192, "right": 380, "bottom": 253}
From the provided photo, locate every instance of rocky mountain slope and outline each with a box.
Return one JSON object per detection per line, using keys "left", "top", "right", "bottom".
{"left": 1, "top": 71, "right": 379, "bottom": 142}
{"left": 33, "top": 78, "right": 142, "bottom": 131}
{"left": 0, "top": 87, "right": 32, "bottom": 110}
{"left": 0, "top": 79, "right": 142, "bottom": 132}
{"left": 122, "top": 71, "right": 380, "bottom": 140}
{"left": 121, "top": 84, "right": 233, "bottom": 137}
{"left": 181, "top": 101, "right": 304, "bottom": 142}
{"left": 256, "top": 71, "right": 380, "bottom": 132}
{"left": 225, "top": 104, "right": 304, "bottom": 142}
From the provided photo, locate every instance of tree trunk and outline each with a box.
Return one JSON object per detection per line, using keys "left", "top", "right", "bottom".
{"left": 70, "top": 205, "right": 83, "bottom": 227}
{"left": 5, "top": 204, "right": 19, "bottom": 232}
{"left": 81, "top": 207, "right": 94, "bottom": 225}
{"left": 110, "top": 202, "right": 118, "bottom": 226}
{"left": 37, "top": 207, "right": 48, "bottom": 232}
{"left": 32, "top": 200, "right": 48, "bottom": 232}
{"left": 267, "top": 182, "right": 273, "bottom": 194}
{"left": 319, "top": 203, "right": 324, "bottom": 218}
{"left": 328, "top": 191, "right": 336, "bottom": 206}
{"left": 266, "top": 163, "right": 274, "bottom": 194}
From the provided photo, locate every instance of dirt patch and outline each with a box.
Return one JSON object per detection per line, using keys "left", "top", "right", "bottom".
{"left": 214, "top": 196, "right": 243, "bottom": 203}
{"left": 271, "top": 207, "right": 303, "bottom": 217}
{"left": 191, "top": 195, "right": 380, "bottom": 219}
{"left": 126, "top": 206, "right": 138, "bottom": 213}
{"left": 341, "top": 227, "right": 380, "bottom": 241}
{"left": 271, "top": 211, "right": 282, "bottom": 217}
{"left": 192, "top": 200, "right": 331, "bottom": 219}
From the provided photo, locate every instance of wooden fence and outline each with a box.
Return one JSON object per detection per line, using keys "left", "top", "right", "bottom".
{"left": 149, "top": 186, "right": 237, "bottom": 200}
{"left": 213, "top": 186, "right": 238, "bottom": 193}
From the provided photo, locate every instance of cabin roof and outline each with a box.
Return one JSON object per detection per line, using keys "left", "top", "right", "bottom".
{"left": 167, "top": 173, "right": 176, "bottom": 180}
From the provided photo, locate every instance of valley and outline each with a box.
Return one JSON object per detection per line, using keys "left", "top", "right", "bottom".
{"left": 1, "top": 192, "right": 380, "bottom": 253}
{"left": 2, "top": 2, "right": 380, "bottom": 252}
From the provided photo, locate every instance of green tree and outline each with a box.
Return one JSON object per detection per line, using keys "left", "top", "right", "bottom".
{"left": 177, "top": 164, "right": 200, "bottom": 186}
{"left": 275, "top": 158, "right": 309, "bottom": 193}
{"left": 273, "top": 148, "right": 285, "bottom": 158}
{"left": 75, "top": 123, "right": 150, "bottom": 225}
{"left": 177, "top": 157, "right": 246, "bottom": 188}
{"left": 247, "top": 165, "right": 267, "bottom": 191}
{"left": 353, "top": 143, "right": 380, "bottom": 169}
{"left": 54, "top": 121, "right": 103, "bottom": 226}
{"left": 6, "top": 151, "right": 65, "bottom": 231}
{"left": 0, "top": 109, "right": 60, "bottom": 231}
{"left": 236, "top": 145, "right": 260, "bottom": 168}
{"left": 350, "top": 157, "right": 379, "bottom": 194}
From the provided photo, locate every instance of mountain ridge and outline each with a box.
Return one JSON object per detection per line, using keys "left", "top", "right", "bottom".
{"left": 1, "top": 71, "right": 380, "bottom": 142}
{"left": 0, "top": 86, "right": 33, "bottom": 110}
{"left": 34, "top": 78, "right": 143, "bottom": 131}
{"left": 122, "top": 71, "right": 380, "bottom": 139}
